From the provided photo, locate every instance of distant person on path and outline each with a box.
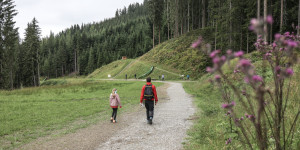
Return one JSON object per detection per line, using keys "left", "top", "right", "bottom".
{"left": 110, "top": 88, "right": 122, "bottom": 123}
{"left": 140, "top": 77, "right": 158, "bottom": 124}
{"left": 187, "top": 74, "right": 190, "bottom": 80}
{"left": 162, "top": 74, "right": 164, "bottom": 81}
{"left": 134, "top": 74, "right": 137, "bottom": 79}
{"left": 125, "top": 74, "right": 127, "bottom": 80}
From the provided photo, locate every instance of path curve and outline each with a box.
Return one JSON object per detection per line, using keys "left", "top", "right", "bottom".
{"left": 97, "top": 82, "right": 195, "bottom": 150}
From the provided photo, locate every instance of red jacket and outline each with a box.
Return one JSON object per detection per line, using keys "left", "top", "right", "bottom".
{"left": 140, "top": 82, "right": 158, "bottom": 103}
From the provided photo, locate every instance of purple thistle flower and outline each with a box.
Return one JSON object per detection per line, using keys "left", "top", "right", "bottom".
{"left": 239, "top": 59, "right": 251, "bottom": 68}
{"left": 275, "top": 66, "right": 281, "bottom": 73}
{"left": 234, "top": 51, "right": 244, "bottom": 57}
{"left": 252, "top": 75, "right": 263, "bottom": 82}
{"left": 250, "top": 18, "right": 258, "bottom": 26}
{"left": 242, "top": 90, "right": 246, "bottom": 95}
{"left": 272, "top": 42, "right": 277, "bottom": 48}
{"left": 227, "top": 49, "right": 232, "bottom": 55}
{"left": 213, "top": 57, "right": 221, "bottom": 64}
{"left": 191, "top": 37, "right": 202, "bottom": 48}
{"left": 234, "top": 69, "right": 240, "bottom": 73}
{"left": 244, "top": 77, "right": 250, "bottom": 83}
{"left": 206, "top": 67, "right": 212, "bottom": 73}
{"left": 240, "top": 117, "right": 244, "bottom": 120}
{"left": 287, "top": 40, "right": 298, "bottom": 48}
{"left": 210, "top": 50, "right": 220, "bottom": 58}
{"left": 275, "top": 34, "right": 281, "bottom": 40}
{"left": 215, "top": 75, "right": 221, "bottom": 80}
{"left": 222, "top": 104, "right": 229, "bottom": 109}
{"left": 226, "top": 138, "right": 232, "bottom": 145}
{"left": 266, "top": 15, "right": 273, "bottom": 24}
{"left": 286, "top": 68, "right": 294, "bottom": 76}
{"left": 221, "top": 101, "right": 235, "bottom": 109}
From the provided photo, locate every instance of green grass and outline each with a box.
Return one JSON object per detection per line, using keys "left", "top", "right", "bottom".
{"left": 87, "top": 59, "right": 134, "bottom": 79}
{"left": 113, "top": 60, "right": 182, "bottom": 80}
{"left": 0, "top": 79, "right": 162, "bottom": 149}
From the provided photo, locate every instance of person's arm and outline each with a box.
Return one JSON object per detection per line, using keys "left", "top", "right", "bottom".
{"left": 140, "top": 85, "right": 145, "bottom": 103}
{"left": 152, "top": 85, "right": 158, "bottom": 104}
{"left": 116, "top": 94, "right": 122, "bottom": 108}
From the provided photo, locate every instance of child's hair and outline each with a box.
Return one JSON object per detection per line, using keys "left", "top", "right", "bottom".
{"left": 111, "top": 88, "right": 117, "bottom": 98}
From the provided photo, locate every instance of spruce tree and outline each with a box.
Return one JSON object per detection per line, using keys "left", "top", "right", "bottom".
{"left": 0, "top": 0, "right": 18, "bottom": 89}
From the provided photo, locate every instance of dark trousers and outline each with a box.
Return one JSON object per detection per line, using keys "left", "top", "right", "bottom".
{"left": 111, "top": 108, "right": 118, "bottom": 120}
{"left": 145, "top": 100, "right": 154, "bottom": 120}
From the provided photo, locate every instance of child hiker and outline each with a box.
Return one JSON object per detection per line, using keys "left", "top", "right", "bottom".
{"left": 110, "top": 88, "right": 122, "bottom": 123}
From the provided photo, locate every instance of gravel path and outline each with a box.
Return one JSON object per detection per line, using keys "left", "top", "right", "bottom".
{"left": 20, "top": 82, "right": 195, "bottom": 150}
{"left": 97, "top": 82, "right": 195, "bottom": 150}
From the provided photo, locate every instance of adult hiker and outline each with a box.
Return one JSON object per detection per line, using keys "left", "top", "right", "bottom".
{"left": 110, "top": 88, "right": 122, "bottom": 123}
{"left": 140, "top": 77, "right": 158, "bottom": 124}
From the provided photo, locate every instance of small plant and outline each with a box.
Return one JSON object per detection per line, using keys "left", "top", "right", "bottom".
{"left": 192, "top": 16, "right": 300, "bottom": 150}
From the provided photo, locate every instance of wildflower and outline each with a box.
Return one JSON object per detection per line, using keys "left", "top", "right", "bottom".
{"left": 240, "top": 117, "right": 244, "bottom": 120}
{"left": 241, "top": 90, "right": 246, "bottom": 95}
{"left": 275, "top": 34, "right": 281, "bottom": 40}
{"left": 244, "top": 77, "right": 250, "bottom": 83}
{"left": 226, "top": 111, "right": 231, "bottom": 116}
{"left": 191, "top": 37, "right": 202, "bottom": 48}
{"left": 206, "top": 67, "right": 212, "bottom": 73}
{"left": 250, "top": 18, "right": 258, "bottom": 26}
{"left": 215, "top": 75, "right": 221, "bottom": 82}
{"left": 221, "top": 101, "right": 235, "bottom": 109}
{"left": 226, "top": 49, "right": 232, "bottom": 55}
{"left": 239, "top": 59, "right": 251, "bottom": 68}
{"left": 252, "top": 75, "right": 263, "bottom": 82}
{"left": 210, "top": 50, "right": 220, "bottom": 58}
{"left": 275, "top": 66, "right": 281, "bottom": 74}
{"left": 287, "top": 40, "right": 298, "bottom": 48}
{"left": 234, "top": 51, "right": 244, "bottom": 57}
{"left": 266, "top": 15, "right": 273, "bottom": 24}
{"left": 234, "top": 69, "right": 240, "bottom": 73}
{"left": 272, "top": 42, "right": 277, "bottom": 48}
{"left": 226, "top": 138, "right": 232, "bottom": 144}
{"left": 213, "top": 57, "right": 221, "bottom": 64}
{"left": 286, "top": 68, "right": 294, "bottom": 76}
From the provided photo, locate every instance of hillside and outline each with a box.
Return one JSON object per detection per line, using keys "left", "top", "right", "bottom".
{"left": 88, "top": 29, "right": 210, "bottom": 80}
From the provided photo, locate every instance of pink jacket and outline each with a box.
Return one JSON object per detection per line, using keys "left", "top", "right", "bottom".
{"left": 110, "top": 93, "right": 122, "bottom": 108}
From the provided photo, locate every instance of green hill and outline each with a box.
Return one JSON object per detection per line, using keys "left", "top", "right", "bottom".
{"left": 88, "top": 29, "right": 210, "bottom": 80}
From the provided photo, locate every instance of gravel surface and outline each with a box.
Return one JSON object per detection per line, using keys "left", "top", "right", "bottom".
{"left": 97, "top": 82, "right": 195, "bottom": 150}
{"left": 19, "top": 82, "right": 195, "bottom": 150}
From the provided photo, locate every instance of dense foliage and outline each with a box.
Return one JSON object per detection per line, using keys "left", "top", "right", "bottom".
{"left": 0, "top": 0, "right": 299, "bottom": 89}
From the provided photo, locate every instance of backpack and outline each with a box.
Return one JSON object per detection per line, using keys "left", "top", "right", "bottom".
{"left": 144, "top": 84, "right": 154, "bottom": 100}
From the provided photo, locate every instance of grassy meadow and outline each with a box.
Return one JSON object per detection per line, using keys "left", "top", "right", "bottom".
{"left": 0, "top": 79, "right": 162, "bottom": 149}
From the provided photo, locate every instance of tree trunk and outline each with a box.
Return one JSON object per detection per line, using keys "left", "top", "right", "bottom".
{"left": 199, "top": 0, "right": 201, "bottom": 28}
{"left": 188, "top": 0, "right": 190, "bottom": 32}
{"left": 175, "top": 0, "right": 179, "bottom": 37}
{"left": 270, "top": 0, "right": 273, "bottom": 43}
{"left": 153, "top": 23, "right": 155, "bottom": 48}
{"left": 215, "top": 20, "right": 217, "bottom": 50}
{"left": 74, "top": 49, "right": 77, "bottom": 73}
{"left": 257, "top": 0, "right": 261, "bottom": 39}
{"left": 298, "top": 0, "right": 300, "bottom": 35}
{"left": 280, "top": 0, "right": 283, "bottom": 32}
{"left": 202, "top": 0, "right": 206, "bottom": 28}
{"left": 229, "top": 0, "right": 232, "bottom": 48}
{"left": 192, "top": 2, "right": 194, "bottom": 30}
{"left": 247, "top": 31, "right": 249, "bottom": 53}
{"left": 264, "top": 0, "right": 267, "bottom": 42}
{"left": 167, "top": 0, "right": 170, "bottom": 39}
{"left": 10, "top": 69, "right": 13, "bottom": 89}
{"left": 159, "top": 28, "right": 161, "bottom": 44}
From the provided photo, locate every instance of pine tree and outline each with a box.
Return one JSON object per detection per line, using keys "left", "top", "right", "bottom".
{"left": 23, "top": 18, "right": 41, "bottom": 87}
{"left": 0, "top": 0, "right": 18, "bottom": 89}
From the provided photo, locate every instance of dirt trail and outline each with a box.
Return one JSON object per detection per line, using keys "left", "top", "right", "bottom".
{"left": 20, "top": 82, "right": 195, "bottom": 150}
